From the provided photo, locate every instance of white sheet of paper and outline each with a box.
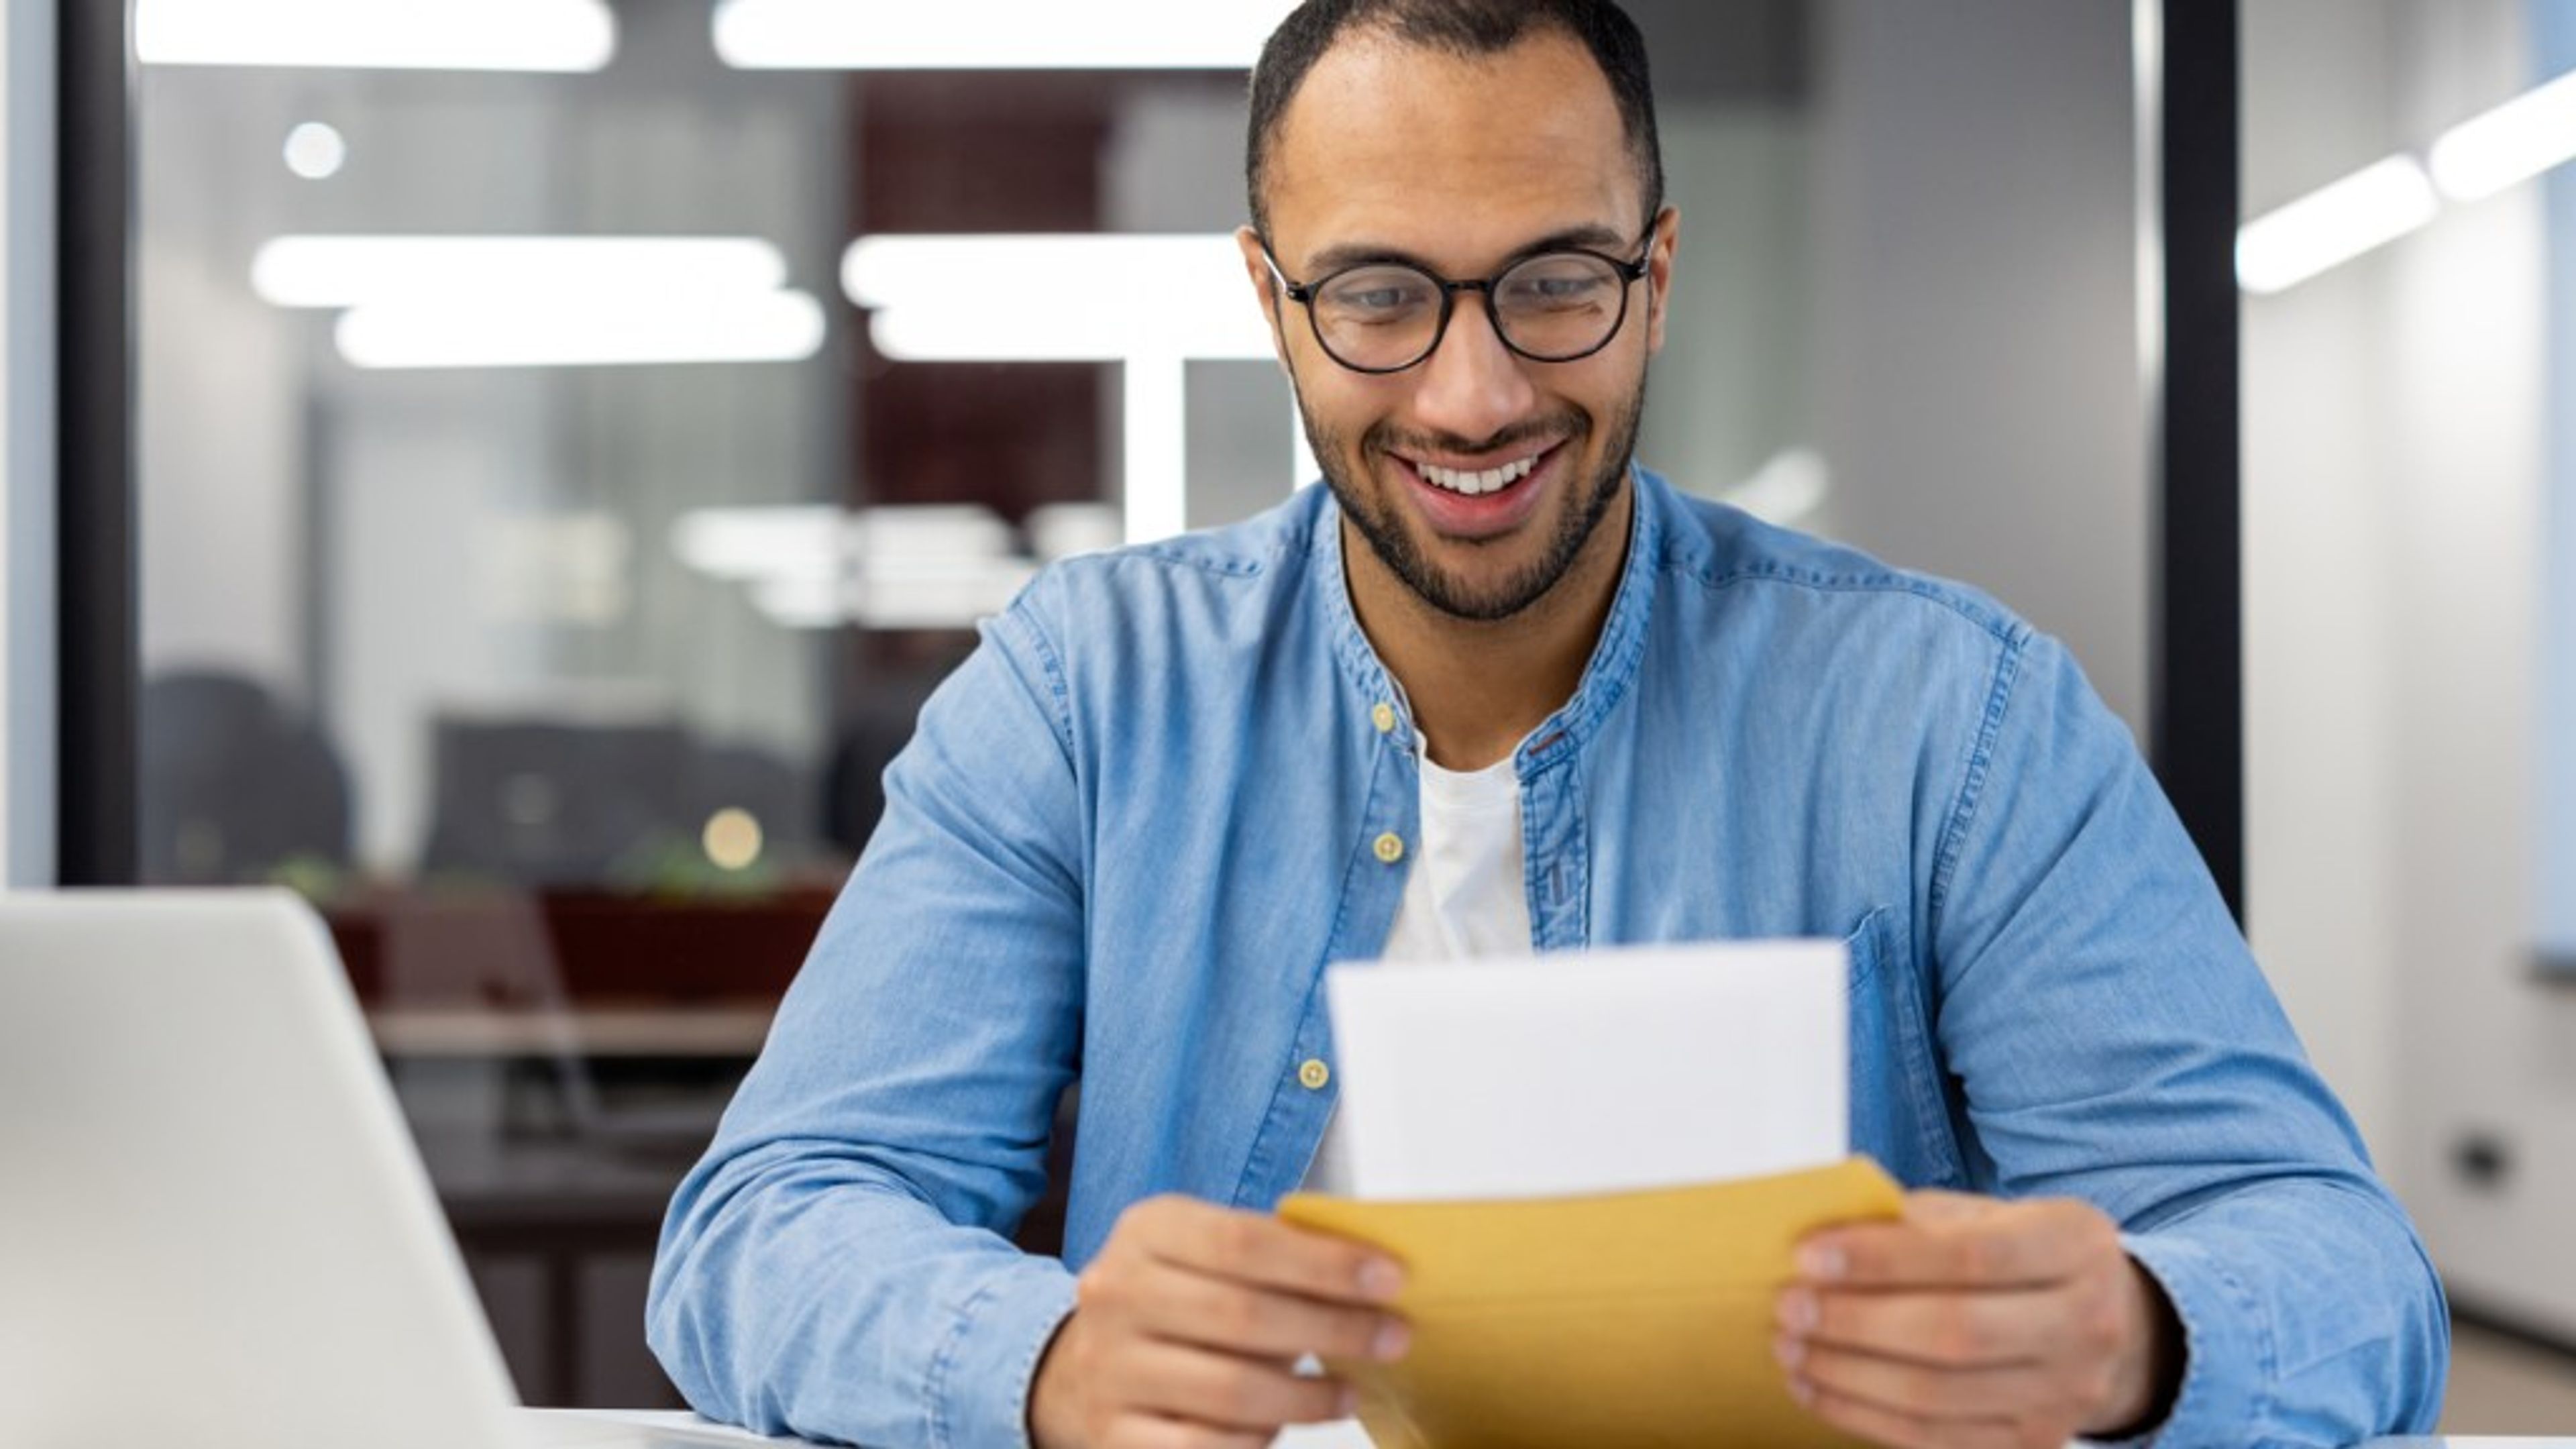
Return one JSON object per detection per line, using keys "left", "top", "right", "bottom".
{"left": 1322, "top": 939, "right": 1848, "bottom": 1201}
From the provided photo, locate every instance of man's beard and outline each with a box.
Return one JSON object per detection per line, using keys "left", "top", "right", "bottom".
{"left": 1299, "top": 374, "right": 1647, "bottom": 623}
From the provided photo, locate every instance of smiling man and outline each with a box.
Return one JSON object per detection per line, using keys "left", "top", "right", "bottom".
{"left": 647, "top": 4, "right": 2449, "bottom": 1448}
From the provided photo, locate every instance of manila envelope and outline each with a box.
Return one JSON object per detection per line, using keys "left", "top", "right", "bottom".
{"left": 1277, "top": 1157, "right": 1905, "bottom": 1449}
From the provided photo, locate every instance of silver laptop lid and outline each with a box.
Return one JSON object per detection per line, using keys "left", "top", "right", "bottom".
{"left": 0, "top": 889, "right": 524, "bottom": 1449}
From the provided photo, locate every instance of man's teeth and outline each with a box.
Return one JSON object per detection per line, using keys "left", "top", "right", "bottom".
{"left": 1416, "top": 454, "right": 1540, "bottom": 496}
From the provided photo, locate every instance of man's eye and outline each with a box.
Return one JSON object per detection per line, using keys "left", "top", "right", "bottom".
{"left": 1324, "top": 273, "right": 1432, "bottom": 315}
{"left": 1340, "top": 288, "right": 1425, "bottom": 315}
{"left": 1504, "top": 272, "right": 1609, "bottom": 307}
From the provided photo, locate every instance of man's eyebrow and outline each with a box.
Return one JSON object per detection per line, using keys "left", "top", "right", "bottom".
{"left": 1509, "top": 223, "right": 1633, "bottom": 258}
{"left": 1296, "top": 223, "right": 1636, "bottom": 278}
{"left": 1299, "top": 240, "right": 1434, "bottom": 276}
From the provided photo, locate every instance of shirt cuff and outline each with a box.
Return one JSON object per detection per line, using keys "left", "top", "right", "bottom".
{"left": 2113, "top": 1230, "right": 2272, "bottom": 1448}
{"left": 925, "top": 1254, "right": 1079, "bottom": 1449}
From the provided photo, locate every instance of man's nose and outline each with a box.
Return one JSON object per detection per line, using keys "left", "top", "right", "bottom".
{"left": 1408, "top": 295, "right": 1539, "bottom": 445}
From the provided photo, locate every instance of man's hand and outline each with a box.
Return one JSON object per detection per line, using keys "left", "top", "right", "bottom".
{"left": 1774, "top": 1191, "right": 2182, "bottom": 1449}
{"left": 1028, "top": 1195, "right": 1411, "bottom": 1449}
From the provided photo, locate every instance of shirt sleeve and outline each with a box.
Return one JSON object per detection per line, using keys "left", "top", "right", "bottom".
{"left": 647, "top": 597, "right": 1087, "bottom": 1449}
{"left": 1926, "top": 629, "right": 2449, "bottom": 1447}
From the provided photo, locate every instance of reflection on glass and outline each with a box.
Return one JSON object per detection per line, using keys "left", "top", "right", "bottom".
{"left": 136, "top": 13, "right": 1313, "bottom": 1403}
{"left": 132, "top": 0, "right": 1966, "bottom": 1409}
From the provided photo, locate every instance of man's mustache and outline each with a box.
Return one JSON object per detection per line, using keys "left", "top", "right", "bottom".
{"left": 1365, "top": 413, "right": 1585, "bottom": 460}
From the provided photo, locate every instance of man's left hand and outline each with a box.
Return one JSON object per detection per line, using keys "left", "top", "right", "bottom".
{"left": 1774, "top": 1191, "right": 2182, "bottom": 1449}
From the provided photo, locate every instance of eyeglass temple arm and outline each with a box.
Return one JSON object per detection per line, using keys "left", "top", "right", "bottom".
{"left": 1258, "top": 248, "right": 1316, "bottom": 304}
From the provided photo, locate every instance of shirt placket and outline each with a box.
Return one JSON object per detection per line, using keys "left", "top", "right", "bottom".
{"left": 1518, "top": 753, "right": 1590, "bottom": 951}
{"left": 1228, "top": 688, "right": 1420, "bottom": 1208}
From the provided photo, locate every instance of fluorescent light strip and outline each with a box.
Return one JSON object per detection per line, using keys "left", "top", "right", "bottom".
{"left": 336, "top": 291, "right": 826, "bottom": 369}
{"left": 254, "top": 236, "right": 790, "bottom": 309}
{"left": 714, "top": 0, "right": 1299, "bottom": 70}
{"left": 849, "top": 504, "right": 1018, "bottom": 559}
{"left": 671, "top": 506, "right": 847, "bottom": 583}
{"left": 845, "top": 234, "right": 1273, "bottom": 361}
{"left": 138, "top": 0, "right": 615, "bottom": 71}
{"left": 676, "top": 504, "right": 1044, "bottom": 631}
{"left": 2430, "top": 66, "right": 2576, "bottom": 201}
{"left": 843, "top": 564, "right": 1038, "bottom": 631}
{"left": 2235, "top": 156, "right": 2438, "bottom": 297}
{"left": 751, "top": 576, "right": 847, "bottom": 630}
{"left": 1124, "top": 358, "right": 1189, "bottom": 545}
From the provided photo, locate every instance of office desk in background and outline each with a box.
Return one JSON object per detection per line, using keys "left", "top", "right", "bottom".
{"left": 324, "top": 885, "right": 820, "bottom": 1409}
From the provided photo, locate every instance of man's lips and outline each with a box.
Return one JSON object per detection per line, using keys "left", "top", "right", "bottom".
{"left": 1385, "top": 439, "right": 1567, "bottom": 539}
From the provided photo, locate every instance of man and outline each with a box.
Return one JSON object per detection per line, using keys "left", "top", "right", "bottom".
{"left": 648, "top": 3, "right": 2449, "bottom": 1446}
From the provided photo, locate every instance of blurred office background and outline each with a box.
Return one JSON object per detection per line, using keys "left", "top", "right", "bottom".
{"left": 0, "top": 0, "right": 2572, "bottom": 1426}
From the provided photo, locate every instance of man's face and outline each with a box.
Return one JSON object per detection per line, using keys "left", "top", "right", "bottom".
{"left": 1240, "top": 29, "right": 1676, "bottom": 623}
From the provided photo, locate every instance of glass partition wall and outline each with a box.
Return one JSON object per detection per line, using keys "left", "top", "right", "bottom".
{"left": 118, "top": 0, "right": 2169, "bottom": 1405}
{"left": 2239, "top": 0, "right": 2576, "bottom": 1369}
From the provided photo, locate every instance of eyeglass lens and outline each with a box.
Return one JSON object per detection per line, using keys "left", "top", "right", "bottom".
{"left": 1310, "top": 252, "right": 1631, "bottom": 371}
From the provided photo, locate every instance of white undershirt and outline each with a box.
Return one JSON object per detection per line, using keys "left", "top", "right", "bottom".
{"left": 1301, "top": 751, "right": 1534, "bottom": 1194}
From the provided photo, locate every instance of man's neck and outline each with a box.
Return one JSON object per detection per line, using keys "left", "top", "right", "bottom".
{"left": 1342, "top": 482, "right": 1635, "bottom": 772}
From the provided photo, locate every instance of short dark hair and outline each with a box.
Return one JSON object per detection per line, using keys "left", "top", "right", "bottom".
{"left": 1245, "top": 0, "right": 1664, "bottom": 241}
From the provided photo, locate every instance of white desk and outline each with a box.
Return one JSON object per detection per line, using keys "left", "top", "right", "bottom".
{"left": 529, "top": 1410, "right": 1374, "bottom": 1448}
{"left": 527, "top": 1410, "right": 795, "bottom": 1446}
{"left": 533, "top": 1411, "right": 2569, "bottom": 1449}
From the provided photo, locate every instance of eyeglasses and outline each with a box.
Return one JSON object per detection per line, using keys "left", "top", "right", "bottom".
{"left": 1260, "top": 239, "right": 1653, "bottom": 374}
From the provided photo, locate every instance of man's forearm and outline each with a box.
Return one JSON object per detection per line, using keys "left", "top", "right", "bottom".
{"left": 2117, "top": 1178, "right": 2447, "bottom": 1446}
{"left": 649, "top": 1138, "right": 1078, "bottom": 1449}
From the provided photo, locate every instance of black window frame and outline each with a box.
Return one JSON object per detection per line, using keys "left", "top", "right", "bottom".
{"left": 56, "top": 0, "right": 135, "bottom": 888}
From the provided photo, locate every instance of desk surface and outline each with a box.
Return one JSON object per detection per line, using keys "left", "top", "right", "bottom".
{"left": 535, "top": 1413, "right": 1376, "bottom": 1448}
{"left": 371, "top": 1005, "right": 775, "bottom": 1058}
{"left": 537, "top": 1410, "right": 2567, "bottom": 1449}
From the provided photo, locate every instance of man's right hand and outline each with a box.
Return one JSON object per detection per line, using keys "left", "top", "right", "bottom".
{"left": 1027, "top": 1194, "right": 1413, "bottom": 1449}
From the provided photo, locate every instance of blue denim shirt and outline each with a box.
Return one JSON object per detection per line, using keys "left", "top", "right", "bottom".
{"left": 648, "top": 469, "right": 2447, "bottom": 1449}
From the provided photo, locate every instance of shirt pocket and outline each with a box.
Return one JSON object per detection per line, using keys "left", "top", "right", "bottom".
{"left": 1841, "top": 906, "right": 1967, "bottom": 1187}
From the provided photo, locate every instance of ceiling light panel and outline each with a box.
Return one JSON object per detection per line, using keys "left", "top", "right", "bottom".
{"left": 335, "top": 292, "right": 827, "bottom": 369}
{"left": 714, "top": 0, "right": 1299, "bottom": 70}
{"left": 138, "top": 0, "right": 616, "bottom": 71}
{"left": 2429, "top": 67, "right": 2576, "bottom": 201}
{"left": 2235, "top": 156, "right": 2438, "bottom": 297}
{"left": 843, "top": 233, "right": 1271, "bottom": 361}
{"left": 253, "top": 236, "right": 790, "bottom": 309}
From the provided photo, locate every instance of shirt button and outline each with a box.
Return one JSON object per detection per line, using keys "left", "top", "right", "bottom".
{"left": 1371, "top": 702, "right": 1397, "bottom": 734}
{"left": 1299, "top": 1059, "right": 1332, "bottom": 1091}
{"left": 1373, "top": 832, "right": 1405, "bottom": 864}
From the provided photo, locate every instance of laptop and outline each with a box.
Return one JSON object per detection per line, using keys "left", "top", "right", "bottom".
{"left": 0, "top": 890, "right": 785, "bottom": 1449}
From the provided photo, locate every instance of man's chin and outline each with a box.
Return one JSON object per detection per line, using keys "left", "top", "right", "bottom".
{"left": 1386, "top": 538, "right": 1564, "bottom": 623}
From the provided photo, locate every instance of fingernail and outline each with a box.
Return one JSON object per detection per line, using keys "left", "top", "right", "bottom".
{"left": 1372, "top": 1318, "right": 1411, "bottom": 1362}
{"left": 1338, "top": 1387, "right": 1360, "bottom": 1417}
{"left": 1778, "top": 1288, "right": 1819, "bottom": 1332}
{"left": 1772, "top": 1335, "right": 1806, "bottom": 1370}
{"left": 1787, "top": 1376, "right": 1815, "bottom": 1407}
{"left": 1358, "top": 1258, "right": 1405, "bottom": 1301}
{"left": 1796, "top": 1244, "right": 1846, "bottom": 1281}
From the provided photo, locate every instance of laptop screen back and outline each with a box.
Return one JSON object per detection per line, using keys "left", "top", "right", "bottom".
{"left": 0, "top": 890, "right": 523, "bottom": 1449}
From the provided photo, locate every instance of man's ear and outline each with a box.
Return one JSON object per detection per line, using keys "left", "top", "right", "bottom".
{"left": 1236, "top": 225, "right": 1294, "bottom": 376}
{"left": 1644, "top": 205, "right": 1680, "bottom": 356}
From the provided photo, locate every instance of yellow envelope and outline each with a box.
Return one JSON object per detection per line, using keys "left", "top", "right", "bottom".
{"left": 1277, "top": 1157, "right": 1905, "bottom": 1449}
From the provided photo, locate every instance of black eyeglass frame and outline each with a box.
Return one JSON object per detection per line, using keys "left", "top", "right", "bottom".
{"left": 1259, "top": 237, "right": 1656, "bottom": 375}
